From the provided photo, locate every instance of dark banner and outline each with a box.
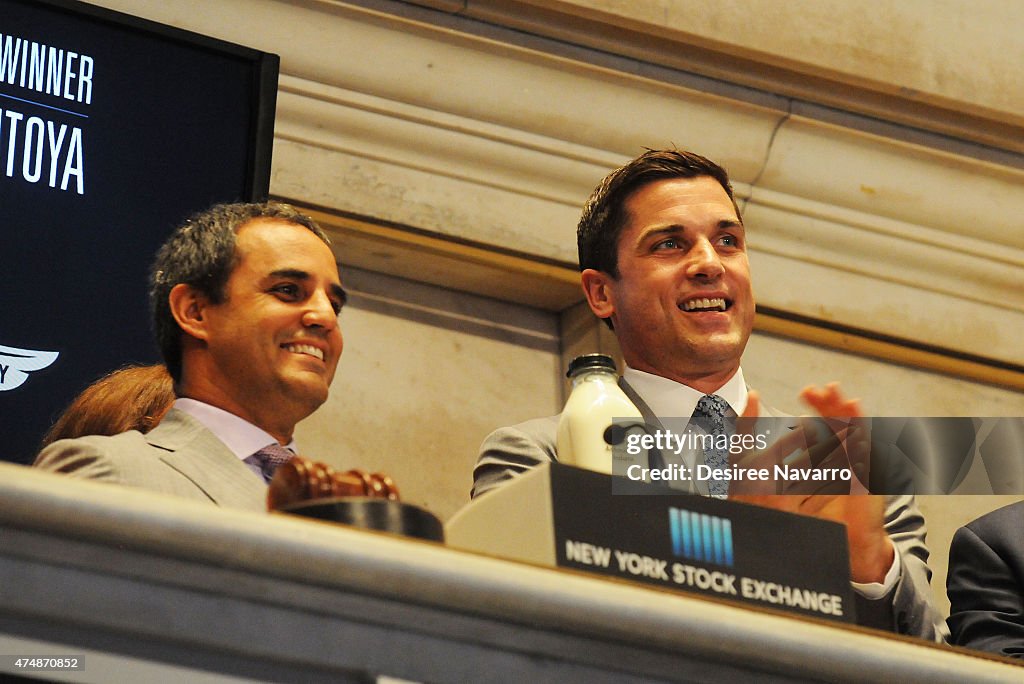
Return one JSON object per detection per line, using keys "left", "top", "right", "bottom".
{"left": 550, "top": 464, "right": 856, "bottom": 623}
{"left": 0, "top": 0, "right": 276, "bottom": 462}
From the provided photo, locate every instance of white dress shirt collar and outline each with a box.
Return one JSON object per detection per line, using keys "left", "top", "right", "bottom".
{"left": 622, "top": 366, "right": 748, "bottom": 417}
{"left": 173, "top": 398, "right": 297, "bottom": 462}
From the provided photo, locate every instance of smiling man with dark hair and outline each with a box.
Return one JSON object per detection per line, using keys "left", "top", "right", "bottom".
{"left": 36, "top": 202, "right": 345, "bottom": 510}
{"left": 473, "top": 149, "right": 947, "bottom": 640}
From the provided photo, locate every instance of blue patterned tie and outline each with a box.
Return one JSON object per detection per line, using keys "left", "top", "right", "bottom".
{"left": 693, "top": 395, "right": 731, "bottom": 498}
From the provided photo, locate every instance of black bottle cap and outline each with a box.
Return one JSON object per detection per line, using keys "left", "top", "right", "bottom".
{"left": 566, "top": 353, "right": 616, "bottom": 378}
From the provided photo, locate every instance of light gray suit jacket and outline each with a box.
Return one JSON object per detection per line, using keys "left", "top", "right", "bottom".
{"left": 34, "top": 408, "right": 267, "bottom": 512}
{"left": 472, "top": 378, "right": 948, "bottom": 641}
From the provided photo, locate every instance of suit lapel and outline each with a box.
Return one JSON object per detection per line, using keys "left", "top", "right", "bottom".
{"left": 617, "top": 377, "right": 660, "bottom": 429}
{"left": 145, "top": 409, "right": 267, "bottom": 510}
{"left": 618, "top": 377, "right": 703, "bottom": 494}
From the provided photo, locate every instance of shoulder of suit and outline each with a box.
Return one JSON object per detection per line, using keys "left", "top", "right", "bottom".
{"left": 33, "top": 428, "right": 151, "bottom": 477}
{"left": 965, "top": 500, "right": 1024, "bottom": 539}
{"left": 143, "top": 408, "right": 224, "bottom": 450}
{"left": 485, "top": 414, "right": 560, "bottom": 443}
{"left": 35, "top": 408, "right": 212, "bottom": 466}
{"left": 43, "top": 428, "right": 149, "bottom": 455}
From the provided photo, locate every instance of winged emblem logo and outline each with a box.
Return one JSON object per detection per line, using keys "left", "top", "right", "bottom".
{"left": 0, "top": 344, "right": 60, "bottom": 391}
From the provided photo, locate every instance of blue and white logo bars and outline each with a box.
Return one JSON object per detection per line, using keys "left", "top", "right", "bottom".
{"left": 669, "top": 507, "right": 733, "bottom": 567}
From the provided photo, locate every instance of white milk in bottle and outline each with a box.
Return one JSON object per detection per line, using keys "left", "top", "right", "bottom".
{"left": 556, "top": 354, "right": 644, "bottom": 474}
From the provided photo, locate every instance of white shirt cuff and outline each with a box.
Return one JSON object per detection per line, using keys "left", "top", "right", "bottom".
{"left": 851, "top": 547, "right": 901, "bottom": 599}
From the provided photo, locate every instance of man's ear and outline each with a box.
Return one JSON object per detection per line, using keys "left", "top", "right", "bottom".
{"left": 581, "top": 268, "right": 615, "bottom": 320}
{"left": 167, "top": 283, "right": 211, "bottom": 342}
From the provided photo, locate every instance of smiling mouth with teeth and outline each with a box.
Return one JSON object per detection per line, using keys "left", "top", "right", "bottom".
{"left": 283, "top": 343, "right": 325, "bottom": 361}
{"left": 681, "top": 297, "right": 728, "bottom": 312}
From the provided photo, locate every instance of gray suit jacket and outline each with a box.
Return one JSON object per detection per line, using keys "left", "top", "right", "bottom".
{"left": 472, "top": 379, "right": 947, "bottom": 641}
{"left": 34, "top": 408, "right": 267, "bottom": 512}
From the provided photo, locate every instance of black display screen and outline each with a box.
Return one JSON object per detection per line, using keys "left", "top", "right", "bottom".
{"left": 1, "top": 0, "right": 278, "bottom": 462}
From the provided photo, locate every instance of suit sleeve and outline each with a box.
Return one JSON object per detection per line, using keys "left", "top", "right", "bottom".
{"left": 852, "top": 495, "right": 948, "bottom": 641}
{"left": 947, "top": 524, "right": 1024, "bottom": 657}
{"left": 472, "top": 418, "right": 558, "bottom": 499}
{"left": 849, "top": 435, "right": 946, "bottom": 640}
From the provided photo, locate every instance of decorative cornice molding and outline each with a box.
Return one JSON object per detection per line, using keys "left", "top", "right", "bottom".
{"left": 409, "top": 0, "right": 1024, "bottom": 155}
{"left": 278, "top": 80, "right": 1024, "bottom": 301}
{"left": 747, "top": 188, "right": 1024, "bottom": 314}
{"left": 276, "top": 75, "right": 616, "bottom": 206}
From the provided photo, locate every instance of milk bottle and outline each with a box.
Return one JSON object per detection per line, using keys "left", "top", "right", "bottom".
{"left": 556, "top": 354, "right": 644, "bottom": 474}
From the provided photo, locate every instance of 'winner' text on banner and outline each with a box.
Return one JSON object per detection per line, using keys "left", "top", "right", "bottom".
{"left": 0, "top": 31, "right": 92, "bottom": 195}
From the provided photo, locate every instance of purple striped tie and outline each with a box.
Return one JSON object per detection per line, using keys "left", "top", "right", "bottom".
{"left": 248, "top": 444, "right": 294, "bottom": 483}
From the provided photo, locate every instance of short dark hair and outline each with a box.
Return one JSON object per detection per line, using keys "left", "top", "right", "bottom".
{"left": 149, "top": 201, "right": 329, "bottom": 383}
{"left": 577, "top": 148, "right": 741, "bottom": 277}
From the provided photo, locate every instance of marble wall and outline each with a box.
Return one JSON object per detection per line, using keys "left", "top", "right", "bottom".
{"left": 296, "top": 266, "right": 562, "bottom": 521}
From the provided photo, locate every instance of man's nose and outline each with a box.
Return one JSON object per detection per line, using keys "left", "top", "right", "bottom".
{"left": 302, "top": 290, "right": 339, "bottom": 331}
{"left": 685, "top": 238, "right": 725, "bottom": 279}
